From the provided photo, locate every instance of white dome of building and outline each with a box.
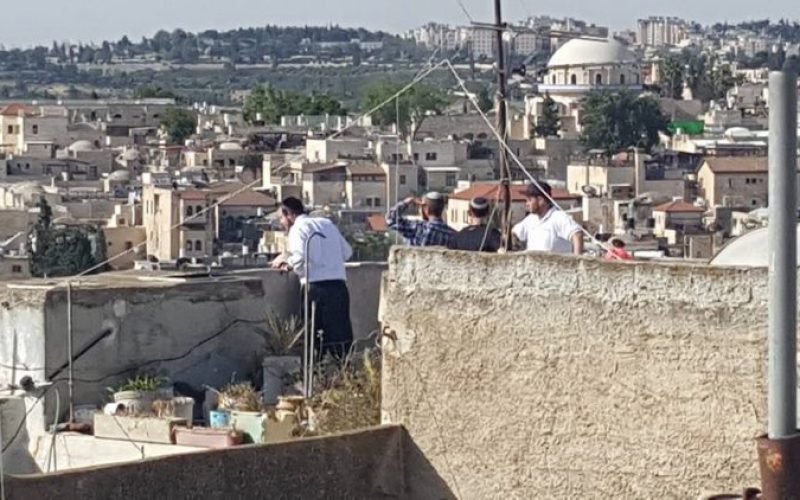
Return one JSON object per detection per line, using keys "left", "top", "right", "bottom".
{"left": 219, "top": 142, "right": 242, "bottom": 151}
{"left": 547, "top": 37, "right": 638, "bottom": 68}
{"left": 68, "top": 140, "right": 96, "bottom": 153}
{"left": 118, "top": 148, "right": 140, "bottom": 162}
{"left": 108, "top": 170, "right": 131, "bottom": 182}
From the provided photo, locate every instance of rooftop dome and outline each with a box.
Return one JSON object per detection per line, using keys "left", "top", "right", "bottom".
{"left": 118, "top": 148, "right": 140, "bottom": 162}
{"left": 548, "top": 37, "right": 638, "bottom": 68}
{"left": 108, "top": 170, "right": 131, "bottom": 182}
{"left": 68, "top": 140, "right": 96, "bottom": 153}
{"left": 219, "top": 142, "right": 242, "bottom": 151}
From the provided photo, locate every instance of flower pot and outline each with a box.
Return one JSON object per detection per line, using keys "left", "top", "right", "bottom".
{"left": 209, "top": 410, "right": 230, "bottom": 429}
{"left": 230, "top": 410, "right": 266, "bottom": 444}
{"left": 113, "top": 390, "right": 155, "bottom": 415}
{"left": 174, "top": 427, "right": 244, "bottom": 448}
{"left": 262, "top": 356, "right": 301, "bottom": 405}
{"left": 171, "top": 397, "right": 195, "bottom": 428}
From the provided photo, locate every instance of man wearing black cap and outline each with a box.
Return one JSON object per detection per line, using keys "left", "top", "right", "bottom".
{"left": 512, "top": 181, "right": 584, "bottom": 255}
{"left": 387, "top": 191, "right": 455, "bottom": 247}
{"left": 448, "top": 197, "right": 502, "bottom": 252}
{"left": 271, "top": 197, "right": 354, "bottom": 360}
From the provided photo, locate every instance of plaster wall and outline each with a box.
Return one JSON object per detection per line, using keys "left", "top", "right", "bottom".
{"left": 380, "top": 248, "right": 771, "bottom": 498}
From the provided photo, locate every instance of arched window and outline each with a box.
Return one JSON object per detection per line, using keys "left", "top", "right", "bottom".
{"left": 620, "top": 74, "right": 626, "bottom": 85}
{"left": 195, "top": 240, "right": 203, "bottom": 251}
{"left": 595, "top": 74, "right": 603, "bottom": 85}
{"left": 196, "top": 205, "right": 203, "bottom": 215}
{"left": 570, "top": 74, "right": 577, "bottom": 85}
{"left": 185, "top": 240, "right": 193, "bottom": 252}
{"left": 185, "top": 205, "right": 193, "bottom": 217}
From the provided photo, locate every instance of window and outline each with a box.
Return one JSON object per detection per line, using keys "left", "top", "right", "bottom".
{"left": 374, "top": 198, "right": 382, "bottom": 207}
{"left": 185, "top": 241, "right": 193, "bottom": 252}
{"left": 728, "top": 178, "right": 733, "bottom": 188}
{"left": 195, "top": 240, "right": 203, "bottom": 251}
{"left": 228, "top": 159, "right": 236, "bottom": 166}
{"left": 425, "top": 152, "right": 438, "bottom": 161}
{"left": 125, "top": 241, "right": 133, "bottom": 250}
{"left": 11, "top": 265, "right": 22, "bottom": 273}
{"left": 7, "top": 125, "right": 12, "bottom": 134}
{"left": 366, "top": 198, "right": 373, "bottom": 207}
{"left": 25, "top": 164, "right": 30, "bottom": 170}
{"left": 635, "top": 74, "right": 640, "bottom": 84}
{"left": 186, "top": 205, "right": 194, "bottom": 217}
{"left": 196, "top": 205, "right": 204, "bottom": 215}
{"left": 390, "top": 153, "right": 402, "bottom": 162}
{"left": 552, "top": 75, "right": 556, "bottom": 84}
{"left": 620, "top": 74, "right": 626, "bottom": 85}
{"left": 399, "top": 174, "right": 407, "bottom": 185}
{"left": 570, "top": 74, "right": 577, "bottom": 85}
{"left": 595, "top": 74, "right": 603, "bottom": 85}
{"left": 446, "top": 173, "right": 456, "bottom": 187}
{"left": 32, "top": 124, "right": 39, "bottom": 135}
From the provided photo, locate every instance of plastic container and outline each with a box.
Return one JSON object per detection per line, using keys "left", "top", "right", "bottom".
{"left": 209, "top": 410, "right": 231, "bottom": 429}
{"left": 171, "top": 397, "right": 195, "bottom": 428}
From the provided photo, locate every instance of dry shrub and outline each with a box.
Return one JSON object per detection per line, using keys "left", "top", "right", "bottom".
{"left": 306, "top": 348, "right": 381, "bottom": 435}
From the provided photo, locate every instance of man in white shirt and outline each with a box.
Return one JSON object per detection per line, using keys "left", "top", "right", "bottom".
{"left": 512, "top": 181, "right": 584, "bottom": 255}
{"left": 271, "top": 197, "right": 354, "bottom": 360}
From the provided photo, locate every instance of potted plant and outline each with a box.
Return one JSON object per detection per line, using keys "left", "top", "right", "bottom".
{"left": 109, "top": 374, "right": 166, "bottom": 415}
{"left": 219, "top": 382, "right": 265, "bottom": 444}
{"left": 260, "top": 314, "right": 302, "bottom": 405}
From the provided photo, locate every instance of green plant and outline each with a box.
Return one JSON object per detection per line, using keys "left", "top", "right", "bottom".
{"left": 112, "top": 374, "right": 167, "bottom": 393}
{"left": 219, "top": 382, "right": 261, "bottom": 412}
{"left": 262, "top": 314, "right": 301, "bottom": 356}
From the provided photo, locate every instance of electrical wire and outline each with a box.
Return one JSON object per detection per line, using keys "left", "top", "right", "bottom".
{"left": 444, "top": 59, "right": 620, "bottom": 258}
{"left": 455, "top": 0, "right": 475, "bottom": 23}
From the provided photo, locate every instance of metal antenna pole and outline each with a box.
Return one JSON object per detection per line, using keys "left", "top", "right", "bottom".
{"left": 767, "top": 69, "right": 798, "bottom": 439}
{"left": 493, "top": 0, "right": 513, "bottom": 250}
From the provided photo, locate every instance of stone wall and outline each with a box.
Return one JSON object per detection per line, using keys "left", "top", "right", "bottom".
{"left": 380, "top": 248, "right": 769, "bottom": 498}
{"left": 4, "top": 426, "right": 454, "bottom": 500}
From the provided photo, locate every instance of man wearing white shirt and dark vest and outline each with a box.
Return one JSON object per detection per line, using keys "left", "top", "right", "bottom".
{"left": 512, "top": 181, "right": 584, "bottom": 255}
{"left": 271, "top": 197, "right": 354, "bottom": 360}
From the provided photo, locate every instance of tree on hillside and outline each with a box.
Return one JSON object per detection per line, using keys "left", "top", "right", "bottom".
{"left": 534, "top": 93, "right": 560, "bottom": 138}
{"left": 161, "top": 107, "right": 196, "bottom": 145}
{"left": 362, "top": 80, "right": 447, "bottom": 139}
{"left": 660, "top": 57, "right": 685, "bottom": 99}
{"left": 476, "top": 85, "right": 493, "bottom": 113}
{"left": 580, "top": 90, "right": 669, "bottom": 154}
{"left": 30, "top": 198, "right": 103, "bottom": 278}
{"left": 243, "top": 85, "right": 346, "bottom": 124}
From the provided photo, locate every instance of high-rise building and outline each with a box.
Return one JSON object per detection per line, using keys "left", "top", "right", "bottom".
{"left": 637, "top": 17, "right": 690, "bottom": 47}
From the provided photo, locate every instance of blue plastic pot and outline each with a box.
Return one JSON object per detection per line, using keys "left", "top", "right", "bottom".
{"left": 209, "top": 410, "right": 231, "bottom": 429}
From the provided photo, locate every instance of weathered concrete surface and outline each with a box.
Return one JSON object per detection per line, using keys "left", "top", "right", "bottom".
{"left": 32, "top": 433, "right": 204, "bottom": 473}
{"left": 380, "top": 248, "right": 768, "bottom": 498}
{"left": 5, "top": 426, "right": 454, "bottom": 500}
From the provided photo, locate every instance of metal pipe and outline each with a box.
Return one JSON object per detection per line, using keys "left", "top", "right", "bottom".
{"left": 66, "top": 282, "right": 74, "bottom": 423}
{"left": 767, "top": 69, "right": 798, "bottom": 439}
{"left": 302, "top": 231, "right": 326, "bottom": 398}
{"left": 309, "top": 301, "right": 317, "bottom": 398}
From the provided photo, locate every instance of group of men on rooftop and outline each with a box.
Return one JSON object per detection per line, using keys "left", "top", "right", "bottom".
{"left": 387, "top": 181, "right": 588, "bottom": 255}
{"left": 271, "top": 182, "right": 632, "bottom": 363}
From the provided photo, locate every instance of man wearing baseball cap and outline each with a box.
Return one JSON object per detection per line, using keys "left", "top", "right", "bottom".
{"left": 448, "top": 197, "right": 502, "bottom": 252}
{"left": 512, "top": 181, "right": 584, "bottom": 255}
{"left": 387, "top": 191, "right": 455, "bottom": 247}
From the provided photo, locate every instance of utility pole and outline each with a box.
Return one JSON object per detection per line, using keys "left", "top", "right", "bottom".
{"left": 758, "top": 68, "right": 800, "bottom": 498}
{"left": 493, "top": 0, "right": 513, "bottom": 249}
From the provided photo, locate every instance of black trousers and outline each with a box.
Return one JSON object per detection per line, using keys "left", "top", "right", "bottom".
{"left": 302, "top": 280, "right": 354, "bottom": 361}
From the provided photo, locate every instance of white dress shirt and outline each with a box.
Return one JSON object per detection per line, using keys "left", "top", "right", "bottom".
{"left": 286, "top": 215, "right": 353, "bottom": 285}
{"left": 512, "top": 208, "right": 582, "bottom": 254}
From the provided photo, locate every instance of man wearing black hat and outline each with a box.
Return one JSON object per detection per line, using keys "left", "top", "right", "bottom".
{"left": 512, "top": 181, "right": 584, "bottom": 255}
{"left": 448, "top": 197, "right": 502, "bottom": 252}
{"left": 271, "top": 197, "right": 354, "bottom": 360}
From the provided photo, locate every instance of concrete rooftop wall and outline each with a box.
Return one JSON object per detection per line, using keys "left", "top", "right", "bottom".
{"left": 4, "top": 426, "right": 454, "bottom": 500}
{"left": 380, "top": 248, "right": 770, "bottom": 498}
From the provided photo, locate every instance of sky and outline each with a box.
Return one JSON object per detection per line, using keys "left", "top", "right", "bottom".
{"left": 2, "top": 0, "right": 798, "bottom": 47}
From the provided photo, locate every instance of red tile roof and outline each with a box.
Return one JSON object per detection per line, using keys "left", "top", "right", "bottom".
{"left": 366, "top": 213, "right": 388, "bottom": 232}
{"left": 653, "top": 200, "right": 705, "bottom": 213}
{"left": 0, "top": 103, "right": 36, "bottom": 117}
{"left": 701, "top": 157, "right": 768, "bottom": 173}
{"left": 221, "top": 190, "right": 276, "bottom": 207}
{"left": 179, "top": 191, "right": 209, "bottom": 201}
{"left": 449, "top": 183, "right": 579, "bottom": 202}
